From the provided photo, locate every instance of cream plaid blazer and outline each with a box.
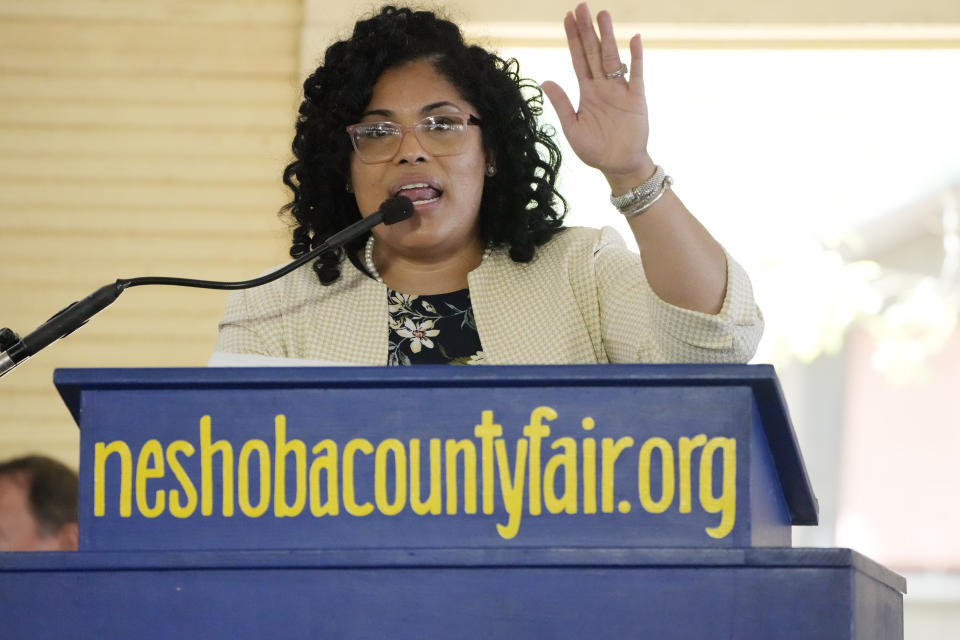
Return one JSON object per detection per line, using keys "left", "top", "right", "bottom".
{"left": 215, "top": 226, "right": 762, "bottom": 365}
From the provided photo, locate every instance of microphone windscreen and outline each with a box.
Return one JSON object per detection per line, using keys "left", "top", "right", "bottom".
{"left": 381, "top": 196, "right": 414, "bottom": 225}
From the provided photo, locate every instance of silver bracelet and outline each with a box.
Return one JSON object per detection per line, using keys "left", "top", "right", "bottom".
{"left": 619, "top": 176, "right": 673, "bottom": 217}
{"left": 609, "top": 166, "right": 672, "bottom": 217}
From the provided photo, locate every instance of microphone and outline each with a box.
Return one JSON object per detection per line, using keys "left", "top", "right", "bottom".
{"left": 315, "top": 195, "right": 413, "bottom": 252}
{"left": 0, "top": 196, "right": 414, "bottom": 379}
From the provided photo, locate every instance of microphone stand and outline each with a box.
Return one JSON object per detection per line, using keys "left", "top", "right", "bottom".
{"left": 0, "top": 197, "right": 413, "bottom": 379}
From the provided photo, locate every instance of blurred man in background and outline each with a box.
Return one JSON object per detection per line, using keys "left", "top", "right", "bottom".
{"left": 0, "top": 455, "right": 78, "bottom": 551}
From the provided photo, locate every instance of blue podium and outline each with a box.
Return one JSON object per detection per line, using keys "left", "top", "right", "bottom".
{"left": 0, "top": 365, "right": 905, "bottom": 638}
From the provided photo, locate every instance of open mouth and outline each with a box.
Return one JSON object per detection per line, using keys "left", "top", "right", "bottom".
{"left": 394, "top": 183, "right": 442, "bottom": 206}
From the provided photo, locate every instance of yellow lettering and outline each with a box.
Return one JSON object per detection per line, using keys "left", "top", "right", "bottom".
{"left": 135, "top": 440, "right": 165, "bottom": 518}
{"left": 601, "top": 436, "right": 634, "bottom": 513}
{"left": 678, "top": 434, "right": 708, "bottom": 513}
{"left": 375, "top": 439, "right": 407, "bottom": 516}
{"left": 309, "top": 440, "right": 339, "bottom": 516}
{"left": 473, "top": 410, "right": 502, "bottom": 515}
{"left": 273, "top": 415, "right": 307, "bottom": 517}
{"left": 409, "top": 438, "right": 442, "bottom": 515}
{"left": 582, "top": 418, "right": 597, "bottom": 514}
{"left": 494, "top": 438, "right": 528, "bottom": 539}
{"left": 166, "top": 440, "right": 197, "bottom": 518}
{"left": 445, "top": 439, "right": 477, "bottom": 515}
{"left": 94, "top": 440, "right": 132, "bottom": 517}
{"left": 637, "top": 437, "right": 674, "bottom": 513}
{"left": 343, "top": 439, "right": 374, "bottom": 517}
{"left": 523, "top": 406, "right": 556, "bottom": 516}
{"left": 238, "top": 439, "right": 270, "bottom": 517}
{"left": 200, "top": 415, "right": 234, "bottom": 517}
{"left": 700, "top": 437, "right": 737, "bottom": 539}
{"left": 543, "top": 437, "right": 577, "bottom": 514}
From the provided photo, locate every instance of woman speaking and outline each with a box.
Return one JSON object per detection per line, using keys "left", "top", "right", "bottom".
{"left": 215, "top": 3, "right": 763, "bottom": 366}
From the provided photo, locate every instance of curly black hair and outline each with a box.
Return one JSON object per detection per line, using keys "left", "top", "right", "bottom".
{"left": 282, "top": 5, "right": 567, "bottom": 285}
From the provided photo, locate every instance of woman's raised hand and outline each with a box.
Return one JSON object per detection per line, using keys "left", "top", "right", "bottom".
{"left": 541, "top": 3, "right": 655, "bottom": 189}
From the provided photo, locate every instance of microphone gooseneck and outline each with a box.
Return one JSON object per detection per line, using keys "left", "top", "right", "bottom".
{"left": 121, "top": 196, "right": 414, "bottom": 291}
{"left": 0, "top": 197, "right": 414, "bottom": 379}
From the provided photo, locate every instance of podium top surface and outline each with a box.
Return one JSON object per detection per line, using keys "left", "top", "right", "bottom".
{"left": 55, "top": 362, "right": 779, "bottom": 393}
{"left": 55, "top": 363, "right": 788, "bottom": 426}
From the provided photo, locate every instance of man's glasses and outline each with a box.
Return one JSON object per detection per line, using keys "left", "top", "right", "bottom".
{"left": 346, "top": 112, "right": 481, "bottom": 164}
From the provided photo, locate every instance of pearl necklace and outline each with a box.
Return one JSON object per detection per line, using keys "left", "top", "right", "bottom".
{"left": 364, "top": 235, "right": 492, "bottom": 284}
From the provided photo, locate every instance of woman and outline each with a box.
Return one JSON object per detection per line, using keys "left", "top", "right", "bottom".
{"left": 216, "top": 3, "right": 762, "bottom": 365}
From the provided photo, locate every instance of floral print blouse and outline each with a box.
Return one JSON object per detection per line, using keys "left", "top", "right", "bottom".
{"left": 387, "top": 289, "right": 485, "bottom": 366}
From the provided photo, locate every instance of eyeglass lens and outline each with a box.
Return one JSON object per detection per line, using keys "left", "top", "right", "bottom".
{"left": 350, "top": 115, "right": 470, "bottom": 162}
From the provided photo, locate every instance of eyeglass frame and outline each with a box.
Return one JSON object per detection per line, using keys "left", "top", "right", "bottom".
{"left": 345, "top": 111, "right": 482, "bottom": 164}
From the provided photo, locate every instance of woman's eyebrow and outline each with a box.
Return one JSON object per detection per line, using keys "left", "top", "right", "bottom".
{"left": 361, "top": 108, "right": 393, "bottom": 119}
{"left": 421, "top": 101, "right": 460, "bottom": 114}
{"left": 361, "top": 101, "right": 461, "bottom": 119}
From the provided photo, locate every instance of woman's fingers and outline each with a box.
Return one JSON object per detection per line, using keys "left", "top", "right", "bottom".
{"left": 629, "top": 34, "right": 645, "bottom": 96}
{"left": 596, "top": 10, "right": 624, "bottom": 79}
{"left": 568, "top": 4, "right": 632, "bottom": 82}
{"left": 573, "top": 3, "right": 603, "bottom": 79}
{"left": 540, "top": 80, "right": 577, "bottom": 130}
{"left": 563, "top": 11, "right": 591, "bottom": 81}
{"left": 554, "top": 4, "right": 644, "bottom": 113}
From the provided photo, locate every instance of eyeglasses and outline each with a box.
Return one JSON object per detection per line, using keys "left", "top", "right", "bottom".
{"left": 346, "top": 112, "right": 481, "bottom": 164}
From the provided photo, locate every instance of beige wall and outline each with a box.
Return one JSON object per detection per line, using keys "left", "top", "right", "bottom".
{"left": 452, "top": 0, "right": 960, "bottom": 23}
{"left": 302, "top": 0, "right": 960, "bottom": 68}
{"left": 304, "top": 0, "right": 960, "bottom": 31}
{"left": 0, "top": 0, "right": 302, "bottom": 467}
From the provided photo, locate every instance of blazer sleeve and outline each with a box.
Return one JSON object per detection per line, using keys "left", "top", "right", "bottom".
{"left": 592, "top": 226, "right": 764, "bottom": 363}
